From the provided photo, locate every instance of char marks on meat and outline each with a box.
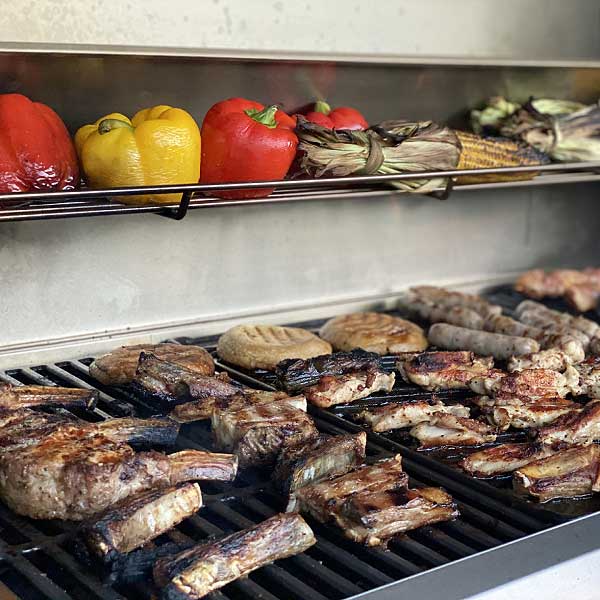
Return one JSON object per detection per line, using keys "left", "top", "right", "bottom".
{"left": 275, "top": 432, "right": 366, "bottom": 498}
{"left": 410, "top": 414, "right": 497, "bottom": 448}
{"left": 513, "top": 445, "right": 600, "bottom": 502}
{"left": 0, "top": 384, "right": 98, "bottom": 411}
{"left": 83, "top": 482, "right": 202, "bottom": 563}
{"left": 537, "top": 399, "right": 600, "bottom": 447}
{"left": 134, "top": 352, "right": 240, "bottom": 406}
{"left": 397, "top": 350, "right": 494, "bottom": 391}
{"left": 154, "top": 512, "right": 316, "bottom": 599}
{"left": 275, "top": 349, "right": 385, "bottom": 393}
{"left": 359, "top": 400, "right": 470, "bottom": 432}
{"left": 460, "top": 443, "right": 557, "bottom": 477}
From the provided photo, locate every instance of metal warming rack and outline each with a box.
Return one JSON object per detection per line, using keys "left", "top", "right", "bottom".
{"left": 1, "top": 162, "right": 600, "bottom": 221}
{"left": 0, "top": 286, "right": 599, "bottom": 600}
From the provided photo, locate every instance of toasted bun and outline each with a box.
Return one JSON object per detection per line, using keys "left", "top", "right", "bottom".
{"left": 319, "top": 312, "right": 428, "bottom": 354}
{"left": 217, "top": 324, "right": 332, "bottom": 371}
{"left": 89, "top": 343, "right": 215, "bottom": 385}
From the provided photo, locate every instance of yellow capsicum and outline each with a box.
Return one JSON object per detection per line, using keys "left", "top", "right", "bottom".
{"left": 75, "top": 105, "right": 201, "bottom": 205}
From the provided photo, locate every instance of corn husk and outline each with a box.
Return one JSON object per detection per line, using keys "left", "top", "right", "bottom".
{"left": 471, "top": 96, "right": 600, "bottom": 161}
{"left": 294, "top": 118, "right": 461, "bottom": 193}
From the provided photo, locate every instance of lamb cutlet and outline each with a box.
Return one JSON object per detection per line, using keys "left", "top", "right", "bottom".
{"left": 292, "top": 455, "right": 457, "bottom": 546}
{"left": 410, "top": 414, "right": 497, "bottom": 448}
{"left": 472, "top": 395, "right": 579, "bottom": 430}
{"left": 170, "top": 389, "right": 302, "bottom": 422}
{"left": 275, "top": 349, "right": 395, "bottom": 408}
{"left": 0, "top": 384, "right": 98, "bottom": 411}
{"left": 133, "top": 352, "right": 240, "bottom": 406}
{"left": 274, "top": 432, "right": 366, "bottom": 499}
{"left": 359, "top": 400, "right": 470, "bottom": 432}
{"left": 396, "top": 351, "right": 494, "bottom": 391}
{"left": 82, "top": 482, "right": 202, "bottom": 563}
{"left": 212, "top": 397, "right": 318, "bottom": 467}
{"left": 513, "top": 445, "right": 600, "bottom": 502}
{"left": 536, "top": 399, "right": 600, "bottom": 447}
{"left": 90, "top": 342, "right": 215, "bottom": 386}
{"left": 460, "top": 443, "right": 557, "bottom": 478}
{"left": 154, "top": 512, "right": 316, "bottom": 600}
{"left": 469, "top": 368, "right": 578, "bottom": 399}
{"left": 0, "top": 408, "right": 237, "bottom": 520}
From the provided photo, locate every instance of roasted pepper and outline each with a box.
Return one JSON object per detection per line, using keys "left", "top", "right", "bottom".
{"left": 200, "top": 98, "right": 298, "bottom": 200}
{"left": 0, "top": 93, "right": 79, "bottom": 193}
{"left": 305, "top": 100, "right": 369, "bottom": 130}
{"left": 75, "top": 105, "right": 200, "bottom": 205}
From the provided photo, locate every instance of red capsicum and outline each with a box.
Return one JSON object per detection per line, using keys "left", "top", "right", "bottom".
{"left": 0, "top": 93, "right": 79, "bottom": 193}
{"left": 305, "top": 100, "right": 369, "bottom": 130}
{"left": 200, "top": 98, "right": 298, "bottom": 199}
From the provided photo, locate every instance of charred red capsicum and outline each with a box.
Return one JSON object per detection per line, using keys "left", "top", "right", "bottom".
{"left": 0, "top": 93, "right": 79, "bottom": 193}
{"left": 200, "top": 98, "right": 298, "bottom": 199}
{"left": 305, "top": 100, "right": 369, "bottom": 130}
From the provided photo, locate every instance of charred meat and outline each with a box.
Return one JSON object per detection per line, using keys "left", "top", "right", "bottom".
{"left": 513, "top": 445, "right": 600, "bottom": 502}
{"left": 212, "top": 398, "right": 318, "bottom": 467}
{"left": 469, "top": 368, "right": 578, "bottom": 399}
{"left": 89, "top": 342, "right": 215, "bottom": 385}
{"left": 0, "top": 384, "right": 98, "bottom": 411}
{"left": 83, "top": 482, "right": 202, "bottom": 563}
{"left": 537, "top": 399, "right": 600, "bottom": 447}
{"left": 154, "top": 512, "right": 316, "bottom": 600}
{"left": 410, "top": 414, "right": 497, "bottom": 448}
{"left": 274, "top": 432, "right": 366, "bottom": 498}
{"left": 460, "top": 443, "right": 556, "bottom": 478}
{"left": 359, "top": 400, "right": 470, "bottom": 432}
{"left": 397, "top": 351, "right": 494, "bottom": 391}
{"left": 473, "top": 395, "right": 579, "bottom": 430}
{"left": 333, "top": 486, "right": 459, "bottom": 546}
{"left": 133, "top": 352, "right": 240, "bottom": 406}
{"left": 291, "top": 455, "right": 407, "bottom": 517}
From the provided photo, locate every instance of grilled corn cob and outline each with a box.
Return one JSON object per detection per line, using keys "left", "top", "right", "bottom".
{"left": 454, "top": 130, "right": 549, "bottom": 184}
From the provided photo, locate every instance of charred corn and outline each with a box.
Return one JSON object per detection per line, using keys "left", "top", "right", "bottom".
{"left": 454, "top": 130, "right": 549, "bottom": 184}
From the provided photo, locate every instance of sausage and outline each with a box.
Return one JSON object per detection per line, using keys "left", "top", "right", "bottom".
{"left": 428, "top": 323, "right": 539, "bottom": 360}
{"left": 398, "top": 294, "right": 484, "bottom": 329}
{"left": 410, "top": 286, "right": 502, "bottom": 319}
{"left": 515, "top": 300, "right": 599, "bottom": 339}
{"left": 517, "top": 310, "right": 591, "bottom": 346}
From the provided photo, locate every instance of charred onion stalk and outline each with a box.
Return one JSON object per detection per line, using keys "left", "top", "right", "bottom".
{"left": 471, "top": 96, "right": 600, "bottom": 161}
{"left": 294, "top": 117, "right": 461, "bottom": 193}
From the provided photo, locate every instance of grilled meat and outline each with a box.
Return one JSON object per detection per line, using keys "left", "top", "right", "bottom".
{"left": 460, "top": 443, "right": 556, "bottom": 477}
{"left": 154, "top": 512, "right": 316, "bottom": 599}
{"left": 170, "top": 390, "right": 299, "bottom": 422}
{"left": 572, "top": 356, "right": 600, "bottom": 397}
{"left": 274, "top": 432, "right": 366, "bottom": 498}
{"left": 301, "top": 371, "right": 396, "bottom": 408}
{"left": 0, "top": 409, "right": 236, "bottom": 520}
{"left": 94, "top": 416, "right": 180, "bottom": 447}
{"left": 89, "top": 343, "right": 215, "bottom": 385}
{"left": 275, "top": 349, "right": 385, "bottom": 393}
{"left": 469, "top": 368, "right": 578, "bottom": 399}
{"left": 83, "top": 482, "right": 202, "bottom": 563}
{"left": 397, "top": 350, "right": 494, "bottom": 391}
{"left": 537, "top": 399, "right": 600, "bottom": 447}
{"left": 291, "top": 455, "right": 407, "bottom": 520}
{"left": 515, "top": 300, "right": 599, "bottom": 340}
{"left": 319, "top": 312, "right": 428, "bottom": 354}
{"left": 410, "top": 414, "right": 497, "bottom": 448}
{"left": 333, "top": 486, "right": 458, "bottom": 546}
{"left": 565, "top": 283, "right": 600, "bottom": 313}
{"left": 398, "top": 292, "right": 485, "bottom": 329}
{"left": 359, "top": 400, "right": 470, "bottom": 432}
{"left": 507, "top": 349, "right": 578, "bottom": 373}
{"left": 134, "top": 352, "right": 240, "bottom": 406}
{"left": 406, "top": 286, "right": 502, "bottom": 319}
{"left": 513, "top": 445, "right": 600, "bottom": 502}
{"left": 484, "top": 314, "right": 585, "bottom": 364}
{"left": 0, "top": 384, "right": 98, "bottom": 411}
{"left": 473, "top": 395, "right": 578, "bottom": 430}
{"left": 212, "top": 397, "right": 318, "bottom": 467}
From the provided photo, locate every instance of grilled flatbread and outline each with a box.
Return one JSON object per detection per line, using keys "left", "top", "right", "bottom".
{"left": 319, "top": 312, "right": 428, "bottom": 354}
{"left": 89, "top": 343, "right": 215, "bottom": 385}
{"left": 217, "top": 324, "right": 332, "bottom": 371}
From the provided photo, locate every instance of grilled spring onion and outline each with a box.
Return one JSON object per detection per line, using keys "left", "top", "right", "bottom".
{"left": 471, "top": 97, "right": 600, "bottom": 162}
{"left": 294, "top": 117, "right": 461, "bottom": 193}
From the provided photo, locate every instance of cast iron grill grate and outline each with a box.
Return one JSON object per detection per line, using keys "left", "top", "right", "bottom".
{"left": 0, "top": 284, "right": 596, "bottom": 599}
